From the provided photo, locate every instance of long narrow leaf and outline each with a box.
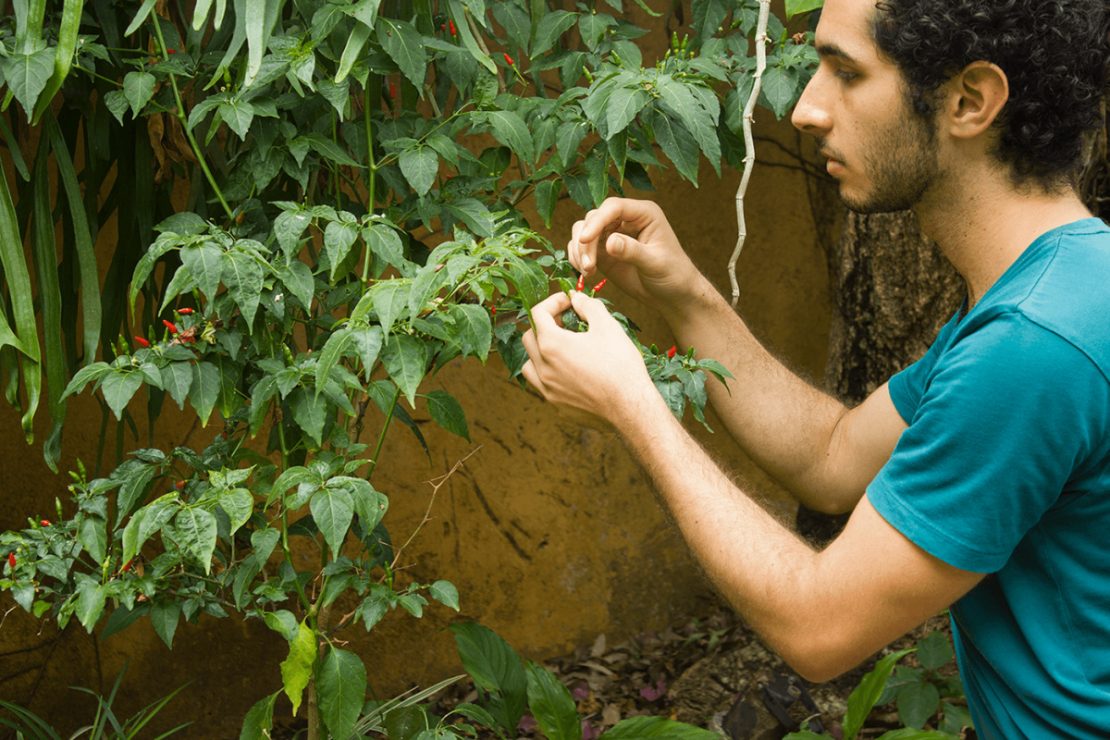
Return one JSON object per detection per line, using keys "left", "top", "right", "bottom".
{"left": 0, "top": 116, "right": 31, "bottom": 181}
{"left": 124, "top": 0, "right": 158, "bottom": 36}
{"left": 32, "top": 0, "right": 85, "bottom": 124}
{"left": 31, "top": 134, "right": 66, "bottom": 467}
{"left": 0, "top": 149, "right": 42, "bottom": 441}
{"left": 46, "top": 113, "right": 100, "bottom": 365}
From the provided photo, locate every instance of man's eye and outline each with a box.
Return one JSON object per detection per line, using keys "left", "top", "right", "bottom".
{"left": 835, "top": 69, "right": 858, "bottom": 82}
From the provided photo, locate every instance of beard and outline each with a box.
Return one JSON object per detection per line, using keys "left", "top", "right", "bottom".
{"left": 834, "top": 110, "right": 941, "bottom": 214}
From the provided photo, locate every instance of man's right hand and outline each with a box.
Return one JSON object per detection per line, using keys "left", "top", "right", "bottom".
{"left": 568, "top": 197, "right": 705, "bottom": 311}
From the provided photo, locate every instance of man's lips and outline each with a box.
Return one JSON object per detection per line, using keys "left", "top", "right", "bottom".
{"left": 820, "top": 148, "right": 846, "bottom": 175}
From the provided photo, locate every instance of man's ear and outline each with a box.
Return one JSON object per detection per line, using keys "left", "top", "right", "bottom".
{"left": 944, "top": 61, "right": 1009, "bottom": 140}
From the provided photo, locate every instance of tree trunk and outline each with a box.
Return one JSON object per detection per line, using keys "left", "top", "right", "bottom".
{"left": 797, "top": 210, "right": 963, "bottom": 543}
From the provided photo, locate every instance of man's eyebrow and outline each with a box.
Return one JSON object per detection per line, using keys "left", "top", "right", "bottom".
{"left": 815, "top": 43, "right": 859, "bottom": 64}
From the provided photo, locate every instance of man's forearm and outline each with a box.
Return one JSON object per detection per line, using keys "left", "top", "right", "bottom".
{"left": 614, "top": 385, "right": 830, "bottom": 674}
{"left": 664, "top": 277, "right": 858, "bottom": 511}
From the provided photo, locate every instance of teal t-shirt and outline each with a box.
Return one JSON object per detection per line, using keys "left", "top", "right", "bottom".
{"left": 867, "top": 218, "right": 1110, "bottom": 738}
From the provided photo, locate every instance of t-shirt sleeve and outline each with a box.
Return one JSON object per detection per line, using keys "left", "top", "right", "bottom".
{"left": 867, "top": 313, "right": 1106, "bottom": 573}
{"left": 888, "top": 313, "right": 959, "bottom": 424}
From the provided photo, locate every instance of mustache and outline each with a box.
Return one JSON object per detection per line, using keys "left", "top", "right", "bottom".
{"left": 816, "top": 140, "right": 846, "bottom": 162}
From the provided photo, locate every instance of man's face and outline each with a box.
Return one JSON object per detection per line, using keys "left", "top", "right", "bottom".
{"left": 791, "top": 0, "right": 942, "bottom": 213}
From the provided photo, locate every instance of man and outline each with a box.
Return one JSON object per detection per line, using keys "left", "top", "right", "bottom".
{"left": 521, "top": 0, "right": 1110, "bottom": 736}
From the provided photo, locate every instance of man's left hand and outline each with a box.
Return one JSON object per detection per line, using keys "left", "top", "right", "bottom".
{"left": 521, "top": 290, "right": 654, "bottom": 421}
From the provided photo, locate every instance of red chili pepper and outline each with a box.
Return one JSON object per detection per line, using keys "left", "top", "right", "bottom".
{"left": 177, "top": 307, "right": 194, "bottom": 315}
{"left": 7, "top": 553, "right": 15, "bottom": 569}
{"left": 449, "top": 20, "right": 457, "bottom": 36}
{"left": 666, "top": 345, "right": 677, "bottom": 358}
{"left": 174, "top": 480, "right": 186, "bottom": 491}
{"left": 162, "top": 319, "right": 178, "bottom": 334}
{"left": 122, "top": 558, "right": 133, "bottom": 572}
{"left": 389, "top": 82, "right": 398, "bottom": 99}
{"left": 133, "top": 335, "right": 151, "bottom": 348}
{"left": 490, "top": 305, "right": 497, "bottom": 316}
{"left": 591, "top": 278, "right": 607, "bottom": 294}
{"left": 576, "top": 273, "right": 586, "bottom": 292}
{"left": 503, "top": 53, "right": 515, "bottom": 66}
{"left": 440, "top": 22, "right": 446, "bottom": 32}
{"left": 167, "top": 48, "right": 176, "bottom": 55}
{"left": 40, "top": 519, "right": 50, "bottom": 527}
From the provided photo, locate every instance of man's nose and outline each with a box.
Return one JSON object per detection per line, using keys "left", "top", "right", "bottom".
{"left": 791, "top": 76, "right": 832, "bottom": 137}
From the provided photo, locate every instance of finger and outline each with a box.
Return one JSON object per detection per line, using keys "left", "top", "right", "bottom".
{"left": 530, "top": 291, "right": 573, "bottom": 339}
{"left": 578, "top": 197, "right": 653, "bottom": 249}
{"left": 521, "top": 359, "right": 547, "bottom": 397}
{"left": 569, "top": 290, "right": 615, "bottom": 326}
{"left": 521, "top": 327, "right": 539, "bottom": 362}
{"left": 567, "top": 220, "right": 586, "bottom": 271}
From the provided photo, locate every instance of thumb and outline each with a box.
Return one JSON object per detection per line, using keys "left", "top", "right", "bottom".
{"left": 569, "top": 290, "right": 615, "bottom": 326}
{"left": 606, "top": 233, "right": 640, "bottom": 262}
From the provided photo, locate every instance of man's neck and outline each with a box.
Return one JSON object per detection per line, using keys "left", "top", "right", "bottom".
{"left": 914, "top": 164, "right": 1093, "bottom": 308}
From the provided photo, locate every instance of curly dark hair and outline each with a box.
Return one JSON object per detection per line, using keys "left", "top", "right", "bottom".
{"left": 872, "top": 0, "right": 1110, "bottom": 188}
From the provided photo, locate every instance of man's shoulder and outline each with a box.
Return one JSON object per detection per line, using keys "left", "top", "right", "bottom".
{"left": 972, "top": 220, "right": 1110, "bottom": 376}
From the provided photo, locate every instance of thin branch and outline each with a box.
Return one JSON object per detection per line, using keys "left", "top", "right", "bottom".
{"left": 728, "top": 0, "right": 772, "bottom": 308}
{"left": 389, "top": 447, "right": 482, "bottom": 570}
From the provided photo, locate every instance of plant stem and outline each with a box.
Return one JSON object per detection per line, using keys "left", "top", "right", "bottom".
{"left": 362, "top": 82, "right": 378, "bottom": 282}
{"left": 366, "top": 385, "right": 401, "bottom": 479}
{"left": 149, "top": 18, "right": 234, "bottom": 221}
{"left": 728, "top": 0, "right": 771, "bottom": 308}
{"left": 276, "top": 415, "right": 313, "bottom": 615}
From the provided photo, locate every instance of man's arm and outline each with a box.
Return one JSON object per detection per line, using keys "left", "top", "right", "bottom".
{"left": 568, "top": 197, "right": 906, "bottom": 513}
{"left": 522, "top": 291, "right": 983, "bottom": 681}
{"left": 668, "top": 278, "right": 907, "bottom": 514}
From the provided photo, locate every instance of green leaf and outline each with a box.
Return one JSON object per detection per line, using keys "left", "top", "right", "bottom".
{"left": 448, "top": 0, "right": 496, "bottom": 74}
{"left": 151, "top": 600, "right": 181, "bottom": 649}
{"left": 190, "top": 362, "right": 221, "bottom": 426}
{"left": 317, "top": 646, "right": 367, "bottom": 740}
{"left": 123, "top": 71, "right": 156, "bottom": 118}
{"left": 219, "top": 488, "right": 254, "bottom": 534}
{"left": 428, "top": 580, "right": 459, "bottom": 611}
{"left": 365, "top": 222, "right": 406, "bottom": 272}
{"left": 291, "top": 388, "right": 328, "bottom": 446}
{"left": 381, "top": 334, "right": 428, "bottom": 407}
{"left": 239, "top": 692, "right": 278, "bottom": 740}
{"left": 526, "top": 662, "right": 581, "bottom": 740}
{"left": 371, "top": 280, "right": 410, "bottom": 337}
{"left": 691, "top": 0, "right": 728, "bottom": 41}
{"left": 762, "top": 65, "right": 800, "bottom": 119}
{"left": 311, "top": 485, "right": 354, "bottom": 559}
{"left": 786, "top": 0, "right": 824, "bottom": 19}
{"left": 161, "top": 362, "right": 194, "bottom": 409}
{"left": 335, "top": 22, "right": 372, "bottom": 84}
{"left": 604, "top": 717, "right": 719, "bottom": 738}
{"left": 223, "top": 249, "right": 265, "bottom": 326}
{"left": 78, "top": 516, "right": 107, "bottom": 565}
{"left": 425, "top": 389, "right": 469, "bottom": 440}
{"left": 376, "top": 18, "right": 427, "bottom": 88}
{"left": 652, "top": 109, "right": 700, "bottom": 185}
{"left": 274, "top": 208, "right": 311, "bottom": 259}
{"left": 444, "top": 198, "right": 494, "bottom": 237}
{"left": 124, "top": 0, "right": 158, "bottom": 35}
{"left": 350, "top": 326, "right": 383, "bottom": 379}
{"left": 121, "top": 495, "right": 177, "bottom": 564}
{"left": 61, "top": 362, "right": 109, "bottom": 400}
{"left": 280, "top": 621, "right": 317, "bottom": 716}
{"left": 916, "top": 631, "right": 954, "bottom": 671}
{"left": 844, "top": 649, "right": 915, "bottom": 740}
{"left": 2, "top": 50, "right": 55, "bottom": 118}
{"left": 484, "top": 110, "right": 535, "bottom": 167}
{"left": 278, "top": 260, "right": 315, "bottom": 310}
{"left": 116, "top": 463, "right": 158, "bottom": 527}
{"left": 556, "top": 120, "right": 588, "bottom": 168}
{"left": 605, "top": 86, "right": 650, "bottom": 139}
{"left": 101, "top": 370, "right": 143, "bottom": 420}
{"left": 324, "top": 221, "right": 359, "bottom": 282}
{"left": 342, "top": 477, "right": 388, "bottom": 531}
{"left": 450, "top": 622, "right": 527, "bottom": 727}
{"left": 180, "top": 241, "right": 224, "bottom": 302}
{"left": 896, "top": 681, "right": 940, "bottom": 730}
{"left": 172, "top": 507, "right": 218, "bottom": 574}
{"left": 315, "top": 327, "right": 353, "bottom": 394}
{"left": 532, "top": 10, "right": 578, "bottom": 57}
{"left": 74, "top": 574, "right": 106, "bottom": 632}
{"left": 219, "top": 98, "right": 256, "bottom": 139}
{"left": 399, "top": 146, "right": 439, "bottom": 196}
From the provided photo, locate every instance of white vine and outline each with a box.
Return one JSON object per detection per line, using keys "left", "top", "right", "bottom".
{"left": 729, "top": 0, "right": 772, "bottom": 308}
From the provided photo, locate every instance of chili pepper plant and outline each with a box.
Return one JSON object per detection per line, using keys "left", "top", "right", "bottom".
{"left": 0, "top": 0, "right": 820, "bottom": 735}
